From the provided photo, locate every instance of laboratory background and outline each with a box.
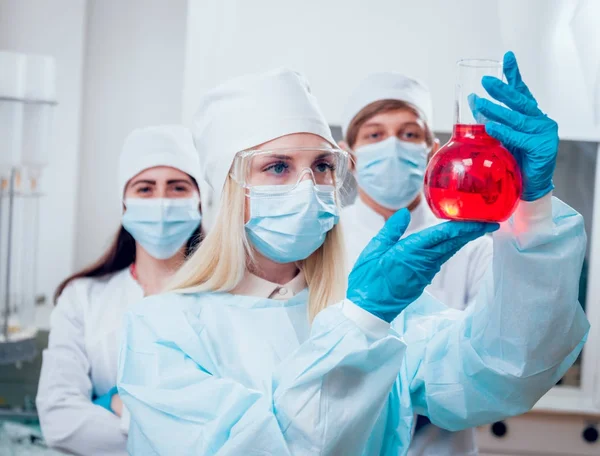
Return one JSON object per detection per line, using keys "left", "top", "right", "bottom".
{"left": 0, "top": 0, "right": 599, "bottom": 455}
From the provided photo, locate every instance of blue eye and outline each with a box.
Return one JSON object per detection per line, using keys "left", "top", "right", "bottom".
{"left": 314, "top": 162, "right": 335, "bottom": 173}
{"left": 265, "top": 162, "right": 289, "bottom": 175}
{"left": 401, "top": 128, "right": 424, "bottom": 141}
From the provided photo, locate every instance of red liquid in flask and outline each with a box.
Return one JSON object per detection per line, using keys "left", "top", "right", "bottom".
{"left": 424, "top": 124, "right": 522, "bottom": 222}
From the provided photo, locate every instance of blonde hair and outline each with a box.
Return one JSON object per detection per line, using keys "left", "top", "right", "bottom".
{"left": 167, "top": 176, "right": 347, "bottom": 321}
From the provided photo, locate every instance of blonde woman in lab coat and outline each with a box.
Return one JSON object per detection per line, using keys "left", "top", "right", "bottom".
{"left": 36, "top": 125, "right": 204, "bottom": 456}
{"left": 117, "top": 63, "right": 588, "bottom": 455}
{"left": 340, "top": 74, "right": 493, "bottom": 455}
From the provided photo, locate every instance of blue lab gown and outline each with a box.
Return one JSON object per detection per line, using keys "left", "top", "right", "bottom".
{"left": 117, "top": 196, "right": 589, "bottom": 455}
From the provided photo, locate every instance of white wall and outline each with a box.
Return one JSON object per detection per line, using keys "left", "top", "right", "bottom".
{"left": 183, "top": 0, "right": 600, "bottom": 140}
{"left": 75, "top": 0, "right": 188, "bottom": 268}
{"left": 497, "top": 0, "right": 600, "bottom": 140}
{"left": 0, "top": 0, "right": 88, "bottom": 322}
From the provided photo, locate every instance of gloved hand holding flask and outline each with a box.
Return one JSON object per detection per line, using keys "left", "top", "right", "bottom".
{"left": 470, "top": 51, "right": 558, "bottom": 202}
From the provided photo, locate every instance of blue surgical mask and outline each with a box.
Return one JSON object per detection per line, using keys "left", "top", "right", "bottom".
{"left": 245, "top": 180, "right": 339, "bottom": 264}
{"left": 355, "top": 137, "right": 429, "bottom": 210}
{"left": 122, "top": 197, "right": 201, "bottom": 260}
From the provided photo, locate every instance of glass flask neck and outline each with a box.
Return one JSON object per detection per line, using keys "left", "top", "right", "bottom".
{"left": 454, "top": 59, "right": 503, "bottom": 126}
{"left": 451, "top": 124, "right": 501, "bottom": 144}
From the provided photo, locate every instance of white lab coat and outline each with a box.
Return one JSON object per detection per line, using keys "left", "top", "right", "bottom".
{"left": 341, "top": 196, "right": 493, "bottom": 456}
{"left": 36, "top": 268, "right": 143, "bottom": 456}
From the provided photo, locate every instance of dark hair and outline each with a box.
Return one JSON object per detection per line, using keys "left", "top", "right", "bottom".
{"left": 53, "top": 225, "right": 203, "bottom": 303}
{"left": 346, "top": 99, "right": 434, "bottom": 149}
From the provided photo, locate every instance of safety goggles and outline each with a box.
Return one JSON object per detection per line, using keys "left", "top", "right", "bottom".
{"left": 230, "top": 147, "right": 349, "bottom": 195}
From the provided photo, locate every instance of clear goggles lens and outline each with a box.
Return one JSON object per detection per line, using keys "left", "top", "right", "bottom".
{"left": 230, "top": 147, "right": 349, "bottom": 193}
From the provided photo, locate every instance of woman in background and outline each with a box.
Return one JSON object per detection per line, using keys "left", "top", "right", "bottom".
{"left": 36, "top": 125, "right": 204, "bottom": 456}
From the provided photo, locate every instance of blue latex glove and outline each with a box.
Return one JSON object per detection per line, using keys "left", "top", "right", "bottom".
{"left": 469, "top": 51, "right": 558, "bottom": 201}
{"left": 347, "top": 209, "right": 498, "bottom": 323}
{"left": 93, "top": 386, "right": 119, "bottom": 413}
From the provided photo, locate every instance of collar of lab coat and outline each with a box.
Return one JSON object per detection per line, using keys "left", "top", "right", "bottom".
{"left": 352, "top": 194, "right": 438, "bottom": 237}
{"left": 231, "top": 269, "right": 307, "bottom": 300}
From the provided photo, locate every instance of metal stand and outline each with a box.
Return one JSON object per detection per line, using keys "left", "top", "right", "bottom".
{"left": 0, "top": 167, "right": 39, "bottom": 365}
{"left": 2, "top": 168, "right": 15, "bottom": 342}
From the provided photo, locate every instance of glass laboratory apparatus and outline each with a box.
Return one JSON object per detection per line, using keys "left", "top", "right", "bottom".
{"left": 0, "top": 51, "right": 56, "bottom": 365}
{"left": 424, "top": 59, "right": 522, "bottom": 222}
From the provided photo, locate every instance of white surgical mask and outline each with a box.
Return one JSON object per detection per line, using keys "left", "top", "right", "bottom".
{"left": 245, "top": 180, "right": 339, "bottom": 263}
{"left": 122, "top": 197, "right": 201, "bottom": 259}
{"left": 355, "top": 137, "right": 429, "bottom": 210}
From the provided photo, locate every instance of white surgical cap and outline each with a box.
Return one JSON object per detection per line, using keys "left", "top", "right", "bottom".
{"left": 192, "top": 68, "right": 335, "bottom": 206}
{"left": 341, "top": 72, "right": 433, "bottom": 138}
{"left": 118, "top": 125, "right": 203, "bottom": 200}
